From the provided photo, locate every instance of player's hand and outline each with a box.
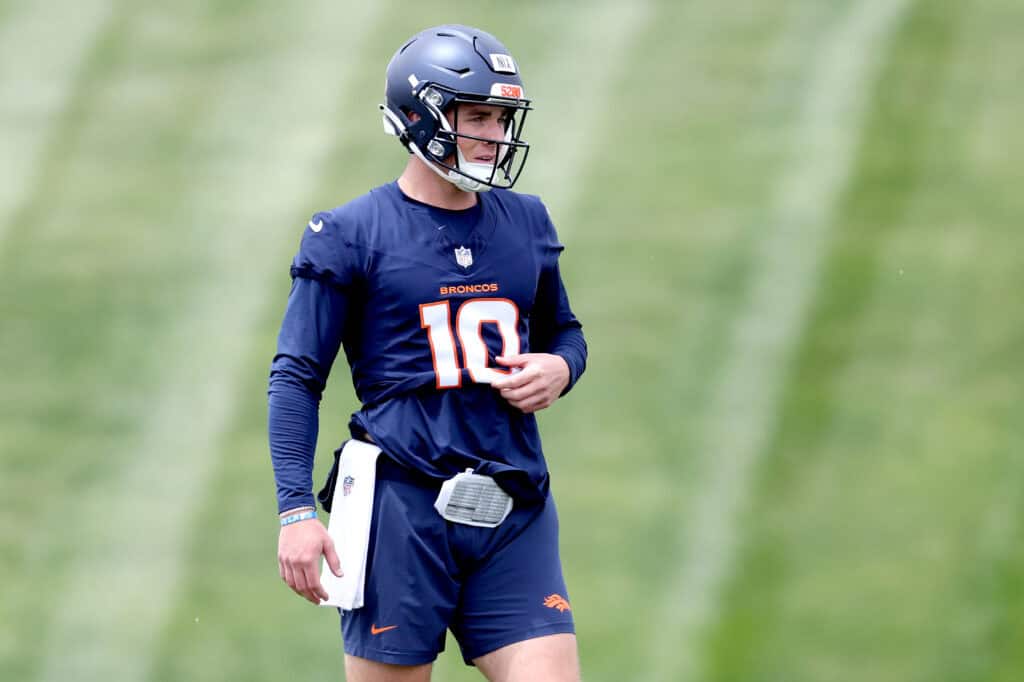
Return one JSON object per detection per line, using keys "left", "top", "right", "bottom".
{"left": 491, "top": 353, "right": 570, "bottom": 414}
{"left": 278, "top": 517, "right": 342, "bottom": 605}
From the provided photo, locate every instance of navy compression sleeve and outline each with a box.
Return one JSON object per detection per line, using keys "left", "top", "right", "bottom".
{"left": 530, "top": 260, "right": 587, "bottom": 393}
{"left": 268, "top": 276, "right": 347, "bottom": 513}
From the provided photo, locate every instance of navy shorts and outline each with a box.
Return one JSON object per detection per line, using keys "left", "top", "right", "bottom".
{"left": 339, "top": 455, "right": 575, "bottom": 666}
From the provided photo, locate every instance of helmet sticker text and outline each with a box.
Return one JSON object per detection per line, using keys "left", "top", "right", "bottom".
{"left": 489, "top": 53, "right": 517, "bottom": 74}
{"left": 490, "top": 83, "right": 523, "bottom": 99}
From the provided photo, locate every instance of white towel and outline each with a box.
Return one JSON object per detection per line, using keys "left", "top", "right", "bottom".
{"left": 318, "top": 439, "right": 381, "bottom": 610}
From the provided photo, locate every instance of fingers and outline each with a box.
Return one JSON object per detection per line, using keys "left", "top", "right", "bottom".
{"left": 492, "top": 354, "right": 569, "bottom": 397}
{"left": 285, "top": 556, "right": 325, "bottom": 604}
{"left": 279, "top": 522, "right": 335, "bottom": 604}
{"left": 492, "top": 372, "right": 530, "bottom": 390}
{"left": 491, "top": 355, "right": 531, "bottom": 389}
{"left": 491, "top": 362, "right": 538, "bottom": 391}
{"left": 495, "top": 363, "right": 547, "bottom": 403}
{"left": 283, "top": 557, "right": 310, "bottom": 602}
{"left": 506, "top": 393, "right": 553, "bottom": 414}
{"left": 282, "top": 562, "right": 312, "bottom": 603}
{"left": 498, "top": 381, "right": 545, "bottom": 405}
{"left": 499, "top": 381, "right": 555, "bottom": 413}
{"left": 303, "top": 562, "right": 329, "bottom": 604}
{"left": 289, "top": 563, "right": 310, "bottom": 601}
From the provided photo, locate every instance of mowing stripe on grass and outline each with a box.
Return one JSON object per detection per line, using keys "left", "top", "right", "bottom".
{"left": 34, "top": 4, "right": 384, "bottom": 681}
{"left": 0, "top": 0, "right": 114, "bottom": 248}
{"left": 644, "top": 1, "right": 913, "bottom": 680}
{"left": 517, "top": 0, "right": 652, "bottom": 230}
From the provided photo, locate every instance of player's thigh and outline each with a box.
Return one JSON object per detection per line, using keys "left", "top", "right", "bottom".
{"left": 451, "top": 494, "right": 574, "bottom": 663}
{"left": 473, "top": 633, "right": 580, "bottom": 682}
{"left": 341, "top": 457, "right": 457, "bottom": 665}
{"left": 344, "top": 654, "right": 432, "bottom": 682}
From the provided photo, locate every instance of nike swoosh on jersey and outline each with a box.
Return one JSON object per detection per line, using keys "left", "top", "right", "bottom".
{"left": 370, "top": 624, "right": 398, "bottom": 635}
{"left": 308, "top": 219, "right": 323, "bottom": 232}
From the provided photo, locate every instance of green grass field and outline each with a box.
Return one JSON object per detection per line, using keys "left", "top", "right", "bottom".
{"left": 2, "top": 1, "right": 1023, "bottom": 680}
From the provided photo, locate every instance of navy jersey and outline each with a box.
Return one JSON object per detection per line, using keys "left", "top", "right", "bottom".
{"left": 268, "top": 182, "right": 586, "bottom": 513}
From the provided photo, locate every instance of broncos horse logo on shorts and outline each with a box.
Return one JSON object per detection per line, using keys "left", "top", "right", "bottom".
{"left": 543, "top": 594, "right": 571, "bottom": 613}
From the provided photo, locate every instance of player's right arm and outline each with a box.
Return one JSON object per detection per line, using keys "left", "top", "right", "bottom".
{"left": 269, "top": 213, "right": 357, "bottom": 603}
{"left": 269, "top": 276, "right": 348, "bottom": 603}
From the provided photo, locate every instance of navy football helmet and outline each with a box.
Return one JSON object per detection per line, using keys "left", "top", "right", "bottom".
{"left": 380, "top": 25, "right": 531, "bottom": 192}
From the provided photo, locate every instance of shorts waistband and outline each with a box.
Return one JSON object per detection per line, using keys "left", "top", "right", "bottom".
{"left": 372, "top": 447, "right": 445, "bottom": 490}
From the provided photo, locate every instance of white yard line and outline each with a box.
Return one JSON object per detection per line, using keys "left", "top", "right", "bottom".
{"left": 645, "top": 1, "right": 913, "bottom": 680}
{"left": 35, "top": 3, "right": 384, "bottom": 681}
{"left": 0, "top": 0, "right": 114, "bottom": 248}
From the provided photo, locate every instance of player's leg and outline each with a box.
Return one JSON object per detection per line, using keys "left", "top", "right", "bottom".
{"left": 344, "top": 655, "right": 433, "bottom": 682}
{"left": 473, "top": 633, "right": 580, "bottom": 682}
{"left": 450, "top": 494, "right": 578, "bottom": 679}
{"left": 340, "top": 456, "right": 457, "bottom": 670}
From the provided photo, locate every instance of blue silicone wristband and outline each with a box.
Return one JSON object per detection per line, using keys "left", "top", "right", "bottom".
{"left": 280, "top": 510, "right": 317, "bottom": 526}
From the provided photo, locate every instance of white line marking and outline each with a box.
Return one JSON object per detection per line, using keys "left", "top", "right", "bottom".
{"left": 646, "top": 1, "right": 913, "bottom": 680}
{"left": 0, "top": 1, "right": 114, "bottom": 248}
{"left": 35, "top": 3, "right": 385, "bottom": 681}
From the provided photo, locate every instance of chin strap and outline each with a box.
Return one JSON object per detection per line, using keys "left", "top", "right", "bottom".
{"left": 447, "top": 172, "right": 489, "bottom": 193}
{"left": 407, "top": 140, "right": 492, "bottom": 193}
{"left": 381, "top": 104, "right": 498, "bottom": 193}
{"left": 407, "top": 137, "right": 495, "bottom": 193}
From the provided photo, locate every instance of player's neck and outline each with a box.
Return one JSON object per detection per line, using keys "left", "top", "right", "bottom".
{"left": 398, "top": 158, "right": 478, "bottom": 210}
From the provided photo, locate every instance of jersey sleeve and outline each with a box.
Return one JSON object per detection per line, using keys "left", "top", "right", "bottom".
{"left": 528, "top": 200, "right": 588, "bottom": 394}
{"left": 289, "top": 210, "right": 362, "bottom": 289}
{"left": 268, "top": 212, "right": 358, "bottom": 513}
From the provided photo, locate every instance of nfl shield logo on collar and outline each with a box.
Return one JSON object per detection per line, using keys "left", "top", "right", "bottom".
{"left": 454, "top": 246, "right": 473, "bottom": 268}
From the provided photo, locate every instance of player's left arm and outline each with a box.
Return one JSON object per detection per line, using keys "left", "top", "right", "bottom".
{"left": 492, "top": 259, "right": 587, "bottom": 413}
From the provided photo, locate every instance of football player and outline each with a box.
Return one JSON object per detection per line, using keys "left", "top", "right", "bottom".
{"left": 269, "top": 24, "right": 587, "bottom": 682}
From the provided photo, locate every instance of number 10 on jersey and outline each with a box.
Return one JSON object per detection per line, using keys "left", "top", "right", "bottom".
{"left": 419, "top": 298, "right": 521, "bottom": 388}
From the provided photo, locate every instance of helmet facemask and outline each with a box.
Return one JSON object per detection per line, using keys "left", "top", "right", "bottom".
{"left": 384, "top": 83, "right": 531, "bottom": 192}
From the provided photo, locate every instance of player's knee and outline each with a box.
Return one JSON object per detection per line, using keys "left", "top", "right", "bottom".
{"left": 474, "top": 633, "right": 580, "bottom": 682}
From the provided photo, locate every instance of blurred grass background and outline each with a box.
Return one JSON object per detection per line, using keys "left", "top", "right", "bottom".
{"left": 2, "top": 1, "right": 1022, "bottom": 681}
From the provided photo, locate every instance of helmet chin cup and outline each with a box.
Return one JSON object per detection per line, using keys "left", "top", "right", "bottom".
{"left": 447, "top": 171, "right": 488, "bottom": 193}
{"left": 449, "top": 148, "right": 495, "bottom": 193}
